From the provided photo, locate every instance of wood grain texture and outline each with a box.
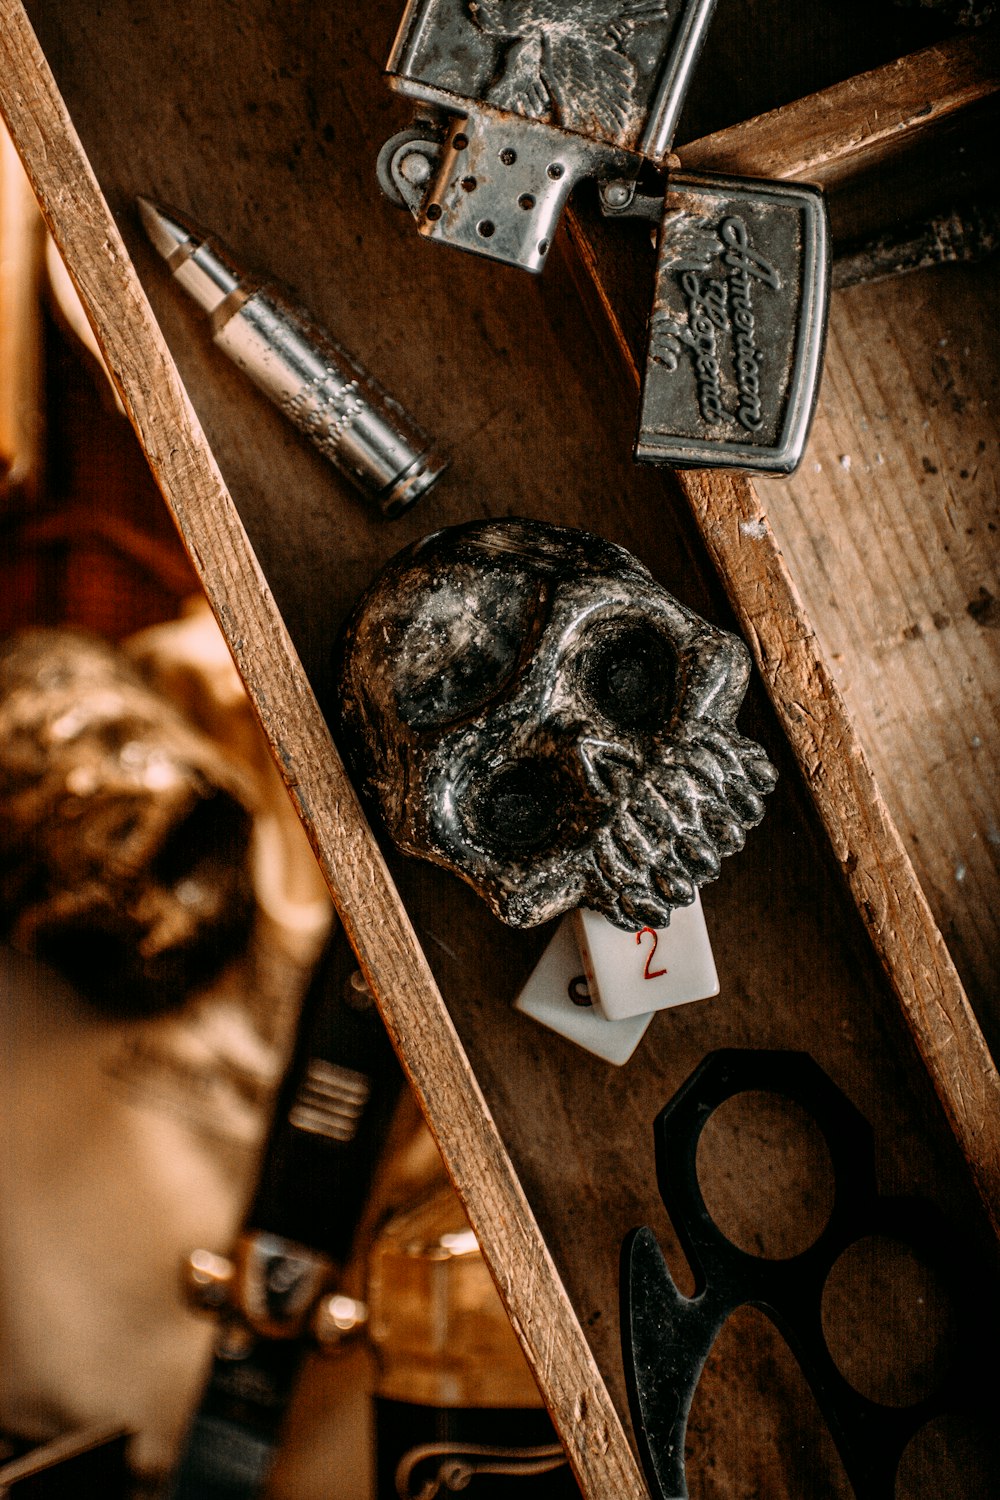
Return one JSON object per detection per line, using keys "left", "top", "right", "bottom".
{"left": 4, "top": 1, "right": 1000, "bottom": 1494}
{"left": 566, "top": 47, "right": 1000, "bottom": 1232}
{"left": 756, "top": 270, "right": 1000, "bottom": 1055}
{"left": 0, "top": 121, "right": 43, "bottom": 507}
{"left": 0, "top": 8, "right": 646, "bottom": 1498}
{"left": 678, "top": 29, "right": 1000, "bottom": 187}
{"left": 682, "top": 467, "right": 1000, "bottom": 1233}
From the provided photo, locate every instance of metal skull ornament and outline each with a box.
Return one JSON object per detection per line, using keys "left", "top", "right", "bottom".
{"left": 335, "top": 519, "right": 777, "bottom": 930}
{"left": 0, "top": 628, "right": 257, "bottom": 1013}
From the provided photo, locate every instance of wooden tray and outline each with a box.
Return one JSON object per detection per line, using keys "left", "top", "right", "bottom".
{"left": 3, "top": 3, "right": 998, "bottom": 1495}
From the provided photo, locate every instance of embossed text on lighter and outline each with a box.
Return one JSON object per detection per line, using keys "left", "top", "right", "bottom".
{"left": 376, "top": 0, "right": 830, "bottom": 476}
{"left": 637, "top": 172, "right": 829, "bottom": 475}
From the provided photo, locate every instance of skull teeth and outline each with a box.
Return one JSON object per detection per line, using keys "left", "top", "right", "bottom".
{"left": 691, "top": 725, "right": 748, "bottom": 779}
{"left": 675, "top": 833, "right": 721, "bottom": 880}
{"left": 618, "top": 887, "right": 673, "bottom": 930}
{"left": 653, "top": 868, "right": 695, "bottom": 907}
{"left": 681, "top": 742, "right": 728, "bottom": 799}
{"left": 727, "top": 784, "right": 765, "bottom": 826}
{"left": 702, "top": 810, "right": 747, "bottom": 855}
{"left": 596, "top": 825, "right": 649, "bottom": 886}
{"left": 746, "top": 756, "right": 779, "bottom": 793}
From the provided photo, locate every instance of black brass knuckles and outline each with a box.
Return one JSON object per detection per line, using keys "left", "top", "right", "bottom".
{"left": 621, "top": 1050, "right": 994, "bottom": 1500}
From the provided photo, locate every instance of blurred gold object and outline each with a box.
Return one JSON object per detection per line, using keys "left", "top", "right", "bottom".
{"left": 0, "top": 627, "right": 257, "bottom": 1012}
{"left": 367, "top": 1186, "right": 543, "bottom": 1410}
{"left": 312, "top": 1292, "right": 369, "bottom": 1350}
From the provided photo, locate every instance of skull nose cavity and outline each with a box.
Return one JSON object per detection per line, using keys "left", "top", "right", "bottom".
{"left": 578, "top": 737, "right": 643, "bottom": 795}
{"left": 471, "top": 759, "right": 565, "bottom": 855}
{"left": 581, "top": 623, "right": 676, "bottom": 731}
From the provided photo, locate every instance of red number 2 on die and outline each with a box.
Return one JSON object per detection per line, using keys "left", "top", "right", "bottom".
{"left": 636, "top": 927, "right": 667, "bottom": 980}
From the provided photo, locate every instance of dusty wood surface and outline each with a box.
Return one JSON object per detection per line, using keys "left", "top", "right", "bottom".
{"left": 565, "top": 38, "right": 1000, "bottom": 1236}
{"left": 678, "top": 29, "right": 1000, "bottom": 189}
{"left": 0, "top": 9, "right": 645, "bottom": 1500}
{"left": 0, "top": 122, "right": 43, "bottom": 508}
{"left": 756, "top": 268, "right": 1000, "bottom": 1033}
{"left": 3, "top": 0, "right": 1000, "bottom": 1495}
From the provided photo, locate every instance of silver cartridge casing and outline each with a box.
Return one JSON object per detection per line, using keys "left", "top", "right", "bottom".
{"left": 211, "top": 282, "right": 444, "bottom": 516}
{"left": 139, "top": 198, "right": 445, "bottom": 516}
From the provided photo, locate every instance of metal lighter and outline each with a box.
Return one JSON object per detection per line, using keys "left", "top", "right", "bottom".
{"left": 377, "top": 0, "right": 829, "bottom": 476}
{"left": 138, "top": 198, "right": 446, "bottom": 516}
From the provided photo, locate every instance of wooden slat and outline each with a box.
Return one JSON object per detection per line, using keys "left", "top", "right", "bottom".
{"left": 0, "top": 7, "right": 646, "bottom": 1496}
{"left": 679, "top": 469, "right": 1000, "bottom": 1235}
{"left": 677, "top": 28, "right": 1000, "bottom": 186}
{"left": 565, "top": 42, "right": 1000, "bottom": 1235}
{"left": 0, "top": 120, "right": 43, "bottom": 507}
{"left": 756, "top": 274, "right": 1000, "bottom": 1050}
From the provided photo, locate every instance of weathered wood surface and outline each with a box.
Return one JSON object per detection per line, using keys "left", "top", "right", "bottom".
{"left": 565, "top": 38, "right": 1000, "bottom": 1235}
{"left": 0, "top": 10, "right": 645, "bottom": 1500}
{"left": 0, "top": 121, "right": 43, "bottom": 509}
{"left": 3, "top": 1, "right": 999, "bottom": 1494}
{"left": 757, "top": 274, "right": 1000, "bottom": 1050}
{"left": 678, "top": 29, "right": 1000, "bottom": 188}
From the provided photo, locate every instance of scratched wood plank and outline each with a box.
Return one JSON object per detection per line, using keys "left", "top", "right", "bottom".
{"left": 564, "top": 41, "right": 1000, "bottom": 1231}
{"left": 677, "top": 29, "right": 1000, "bottom": 1065}
{"left": 756, "top": 266, "right": 1000, "bottom": 1056}
{"left": 678, "top": 28, "right": 1000, "bottom": 188}
{"left": 4, "top": 2, "right": 1000, "bottom": 1496}
{"left": 0, "top": 9, "right": 646, "bottom": 1498}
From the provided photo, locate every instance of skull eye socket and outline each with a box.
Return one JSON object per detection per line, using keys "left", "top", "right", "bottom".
{"left": 471, "top": 759, "right": 565, "bottom": 855}
{"left": 581, "top": 623, "right": 676, "bottom": 732}
{"left": 387, "top": 566, "right": 539, "bottom": 732}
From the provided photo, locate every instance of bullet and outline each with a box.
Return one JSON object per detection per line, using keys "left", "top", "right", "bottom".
{"left": 138, "top": 197, "right": 445, "bottom": 517}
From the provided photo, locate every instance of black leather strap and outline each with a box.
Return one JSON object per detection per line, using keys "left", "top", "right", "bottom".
{"left": 169, "top": 933, "right": 403, "bottom": 1499}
